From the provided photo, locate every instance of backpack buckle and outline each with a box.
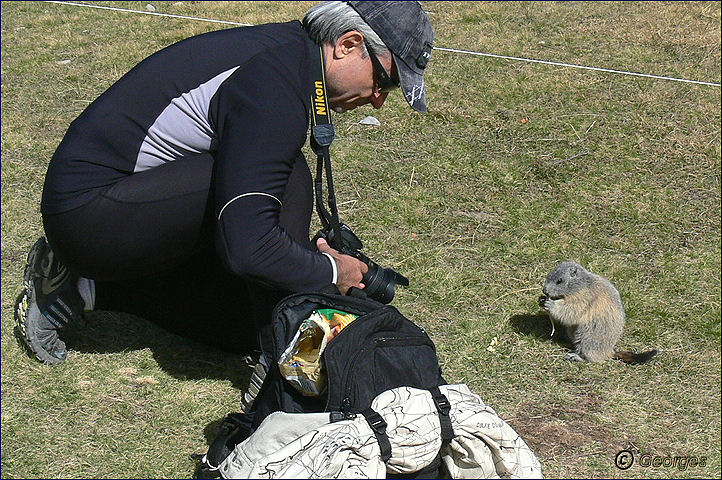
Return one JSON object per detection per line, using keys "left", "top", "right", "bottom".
{"left": 361, "top": 408, "right": 392, "bottom": 462}
{"left": 364, "top": 410, "right": 388, "bottom": 435}
{"left": 329, "top": 411, "right": 348, "bottom": 423}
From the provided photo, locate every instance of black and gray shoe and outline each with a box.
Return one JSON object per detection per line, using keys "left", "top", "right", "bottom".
{"left": 14, "top": 237, "right": 85, "bottom": 365}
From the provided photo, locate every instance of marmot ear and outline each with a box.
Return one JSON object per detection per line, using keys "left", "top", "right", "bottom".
{"left": 569, "top": 265, "right": 578, "bottom": 277}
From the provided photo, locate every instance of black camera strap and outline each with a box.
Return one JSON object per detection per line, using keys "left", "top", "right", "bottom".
{"left": 309, "top": 44, "right": 343, "bottom": 244}
{"left": 307, "top": 43, "right": 410, "bottom": 302}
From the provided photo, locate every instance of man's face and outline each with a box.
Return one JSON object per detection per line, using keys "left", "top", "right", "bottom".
{"left": 324, "top": 32, "right": 398, "bottom": 113}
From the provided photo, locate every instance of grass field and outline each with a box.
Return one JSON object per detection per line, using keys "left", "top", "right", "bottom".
{"left": 2, "top": 1, "right": 720, "bottom": 478}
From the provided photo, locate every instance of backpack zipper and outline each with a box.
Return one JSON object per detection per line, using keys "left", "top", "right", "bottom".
{"left": 271, "top": 296, "right": 379, "bottom": 360}
{"left": 341, "top": 396, "right": 356, "bottom": 419}
{"left": 322, "top": 308, "right": 391, "bottom": 412}
{"left": 331, "top": 334, "right": 433, "bottom": 414}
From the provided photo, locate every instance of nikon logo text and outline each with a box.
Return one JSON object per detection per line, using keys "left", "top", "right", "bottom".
{"left": 314, "top": 81, "right": 326, "bottom": 116}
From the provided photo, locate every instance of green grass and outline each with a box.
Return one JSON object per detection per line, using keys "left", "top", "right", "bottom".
{"left": 2, "top": 1, "right": 720, "bottom": 478}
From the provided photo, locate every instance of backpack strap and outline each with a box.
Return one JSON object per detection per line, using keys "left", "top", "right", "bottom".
{"left": 362, "top": 388, "right": 453, "bottom": 465}
{"left": 204, "top": 412, "right": 255, "bottom": 470}
{"left": 361, "top": 407, "right": 392, "bottom": 463}
{"left": 429, "top": 386, "right": 455, "bottom": 442}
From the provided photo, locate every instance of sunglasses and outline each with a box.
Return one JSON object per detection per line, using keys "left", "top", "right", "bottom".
{"left": 366, "top": 45, "right": 400, "bottom": 93}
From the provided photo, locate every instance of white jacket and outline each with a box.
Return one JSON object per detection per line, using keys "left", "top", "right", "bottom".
{"left": 218, "top": 384, "right": 543, "bottom": 479}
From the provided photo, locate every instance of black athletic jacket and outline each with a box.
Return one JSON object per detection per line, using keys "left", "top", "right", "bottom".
{"left": 41, "top": 21, "right": 335, "bottom": 292}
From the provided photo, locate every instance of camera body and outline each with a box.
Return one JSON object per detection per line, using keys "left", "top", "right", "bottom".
{"left": 314, "top": 222, "right": 409, "bottom": 304}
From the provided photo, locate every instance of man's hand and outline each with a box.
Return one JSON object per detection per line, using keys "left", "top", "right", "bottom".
{"left": 316, "top": 238, "right": 368, "bottom": 294}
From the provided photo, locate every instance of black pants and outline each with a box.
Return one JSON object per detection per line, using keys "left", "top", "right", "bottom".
{"left": 42, "top": 153, "right": 313, "bottom": 353}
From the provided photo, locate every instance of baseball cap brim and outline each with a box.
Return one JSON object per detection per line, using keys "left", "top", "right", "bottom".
{"left": 393, "top": 53, "right": 427, "bottom": 113}
{"left": 347, "top": 1, "right": 434, "bottom": 114}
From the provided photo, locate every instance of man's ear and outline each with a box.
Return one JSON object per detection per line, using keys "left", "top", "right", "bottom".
{"left": 334, "top": 31, "right": 365, "bottom": 58}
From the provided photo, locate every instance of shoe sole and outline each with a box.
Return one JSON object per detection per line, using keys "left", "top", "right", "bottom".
{"left": 14, "top": 287, "right": 66, "bottom": 365}
{"left": 14, "top": 238, "right": 67, "bottom": 365}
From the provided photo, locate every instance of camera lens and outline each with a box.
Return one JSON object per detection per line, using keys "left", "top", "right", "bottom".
{"left": 363, "top": 264, "right": 398, "bottom": 304}
{"left": 361, "top": 260, "right": 409, "bottom": 304}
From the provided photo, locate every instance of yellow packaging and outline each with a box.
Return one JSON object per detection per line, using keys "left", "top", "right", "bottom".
{"left": 277, "top": 309, "right": 358, "bottom": 396}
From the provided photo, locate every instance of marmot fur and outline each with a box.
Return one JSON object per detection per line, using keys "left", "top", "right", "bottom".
{"left": 539, "top": 261, "right": 657, "bottom": 364}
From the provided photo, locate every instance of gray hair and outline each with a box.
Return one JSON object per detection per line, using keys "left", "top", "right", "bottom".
{"left": 303, "top": 1, "right": 390, "bottom": 57}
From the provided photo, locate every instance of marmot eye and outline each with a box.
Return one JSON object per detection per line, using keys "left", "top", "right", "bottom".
{"left": 556, "top": 279, "right": 563, "bottom": 285}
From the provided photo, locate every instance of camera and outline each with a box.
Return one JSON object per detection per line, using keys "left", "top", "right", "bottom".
{"left": 314, "top": 222, "right": 409, "bottom": 304}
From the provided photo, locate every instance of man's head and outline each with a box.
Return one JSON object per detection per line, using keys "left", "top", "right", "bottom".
{"left": 303, "top": 1, "right": 434, "bottom": 113}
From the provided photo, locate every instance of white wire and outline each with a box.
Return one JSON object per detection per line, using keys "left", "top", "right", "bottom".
{"left": 434, "top": 47, "right": 721, "bottom": 87}
{"left": 44, "top": 1, "right": 252, "bottom": 27}
{"left": 43, "top": 0, "right": 721, "bottom": 88}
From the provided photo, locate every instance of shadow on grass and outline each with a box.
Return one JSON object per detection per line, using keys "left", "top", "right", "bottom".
{"left": 509, "top": 311, "right": 573, "bottom": 348}
{"left": 18, "top": 307, "right": 255, "bottom": 470}
{"left": 62, "top": 310, "right": 252, "bottom": 390}
{"left": 189, "top": 416, "right": 246, "bottom": 478}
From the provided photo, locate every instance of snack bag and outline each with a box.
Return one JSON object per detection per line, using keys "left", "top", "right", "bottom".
{"left": 318, "top": 309, "right": 357, "bottom": 341}
{"left": 278, "top": 310, "right": 357, "bottom": 396}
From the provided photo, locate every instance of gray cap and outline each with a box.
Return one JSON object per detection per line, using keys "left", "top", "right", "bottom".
{"left": 347, "top": 1, "right": 434, "bottom": 113}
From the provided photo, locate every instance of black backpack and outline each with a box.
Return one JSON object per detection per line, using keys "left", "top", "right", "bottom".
{"left": 200, "top": 291, "right": 448, "bottom": 478}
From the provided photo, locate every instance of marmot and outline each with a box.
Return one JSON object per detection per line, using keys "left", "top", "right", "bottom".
{"left": 538, "top": 261, "right": 657, "bottom": 364}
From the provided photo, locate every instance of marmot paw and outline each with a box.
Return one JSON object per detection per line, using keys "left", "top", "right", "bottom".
{"left": 563, "top": 352, "right": 585, "bottom": 362}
